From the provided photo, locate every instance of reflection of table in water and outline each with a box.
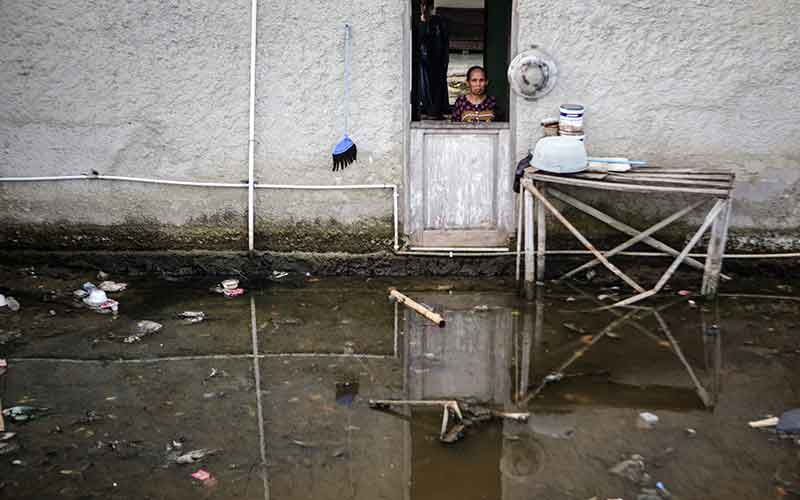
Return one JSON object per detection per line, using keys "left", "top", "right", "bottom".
{"left": 519, "top": 167, "right": 736, "bottom": 307}
{"left": 519, "top": 287, "right": 723, "bottom": 409}
{"left": 398, "top": 290, "right": 724, "bottom": 500}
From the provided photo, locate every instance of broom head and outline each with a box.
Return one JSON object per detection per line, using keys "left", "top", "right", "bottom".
{"left": 332, "top": 135, "right": 357, "bottom": 171}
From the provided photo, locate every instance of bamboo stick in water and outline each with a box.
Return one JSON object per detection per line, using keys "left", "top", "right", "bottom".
{"left": 388, "top": 288, "right": 445, "bottom": 327}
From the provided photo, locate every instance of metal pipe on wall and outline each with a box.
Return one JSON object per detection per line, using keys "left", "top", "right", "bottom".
{"left": 1, "top": 175, "right": 800, "bottom": 259}
{"left": 246, "top": 0, "right": 259, "bottom": 252}
{"left": 0, "top": 174, "right": 398, "bottom": 250}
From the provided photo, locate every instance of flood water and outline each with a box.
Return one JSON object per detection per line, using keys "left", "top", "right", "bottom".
{"left": 0, "top": 268, "right": 798, "bottom": 499}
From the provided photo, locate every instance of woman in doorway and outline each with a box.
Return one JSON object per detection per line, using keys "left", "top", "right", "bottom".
{"left": 451, "top": 66, "right": 496, "bottom": 122}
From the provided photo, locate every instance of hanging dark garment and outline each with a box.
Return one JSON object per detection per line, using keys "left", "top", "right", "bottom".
{"left": 416, "top": 15, "right": 449, "bottom": 119}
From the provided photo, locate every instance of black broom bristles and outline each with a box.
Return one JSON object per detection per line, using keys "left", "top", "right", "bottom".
{"left": 332, "top": 142, "right": 357, "bottom": 171}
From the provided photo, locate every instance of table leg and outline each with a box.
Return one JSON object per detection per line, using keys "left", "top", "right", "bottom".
{"left": 515, "top": 191, "right": 523, "bottom": 282}
{"left": 535, "top": 183, "right": 547, "bottom": 283}
{"left": 523, "top": 188, "right": 535, "bottom": 300}
{"left": 702, "top": 198, "right": 732, "bottom": 297}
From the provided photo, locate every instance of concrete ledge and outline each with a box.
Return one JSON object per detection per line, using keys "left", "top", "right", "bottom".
{"left": 0, "top": 250, "right": 517, "bottom": 278}
{"left": 0, "top": 249, "right": 796, "bottom": 280}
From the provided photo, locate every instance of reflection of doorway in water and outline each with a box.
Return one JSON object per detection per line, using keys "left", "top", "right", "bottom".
{"left": 404, "top": 292, "right": 516, "bottom": 403}
{"left": 410, "top": 408, "right": 502, "bottom": 500}
{"left": 403, "top": 292, "right": 518, "bottom": 500}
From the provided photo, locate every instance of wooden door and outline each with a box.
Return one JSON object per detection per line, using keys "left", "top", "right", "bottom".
{"left": 406, "top": 122, "right": 513, "bottom": 248}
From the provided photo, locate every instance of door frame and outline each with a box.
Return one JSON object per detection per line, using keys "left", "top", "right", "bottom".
{"left": 401, "top": 0, "right": 519, "bottom": 249}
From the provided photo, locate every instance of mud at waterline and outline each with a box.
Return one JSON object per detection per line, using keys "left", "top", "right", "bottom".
{"left": 0, "top": 268, "right": 798, "bottom": 499}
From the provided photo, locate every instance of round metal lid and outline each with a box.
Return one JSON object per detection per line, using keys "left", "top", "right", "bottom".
{"left": 507, "top": 46, "right": 558, "bottom": 100}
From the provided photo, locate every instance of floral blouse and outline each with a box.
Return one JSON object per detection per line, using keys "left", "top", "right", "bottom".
{"left": 451, "top": 95, "right": 497, "bottom": 122}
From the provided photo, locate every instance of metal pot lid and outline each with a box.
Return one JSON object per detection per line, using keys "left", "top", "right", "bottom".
{"left": 507, "top": 46, "right": 558, "bottom": 100}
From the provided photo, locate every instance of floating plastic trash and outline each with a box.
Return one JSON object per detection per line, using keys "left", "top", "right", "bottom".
{"left": 191, "top": 469, "right": 211, "bottom": 481}
{"left": 777, "top": 408, "right": 800, "bottom": 433}
{"left": 99, "top": 281, "right": 127, "bottom": 293}
{"left": 335, "top": 381, "right": 359, "bottom": 407}
{"left": 84, "top": 289, "right": 108, "bottom": 306}
{"left": 220, "top": 279, "right": 239, "bottom": 290}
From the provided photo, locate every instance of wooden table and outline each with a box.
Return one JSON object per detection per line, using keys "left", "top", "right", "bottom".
{"left": 518, "top": 167, "right": 736, "bottom": 307}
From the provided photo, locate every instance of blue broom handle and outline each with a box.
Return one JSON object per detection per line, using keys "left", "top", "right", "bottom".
{"left": 343, "top": 23, "right": 351, "bottom": 137}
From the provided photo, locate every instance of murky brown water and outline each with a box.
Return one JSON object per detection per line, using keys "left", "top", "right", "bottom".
{"left": 0, "top": 267, "right": 798, "bottom": 499}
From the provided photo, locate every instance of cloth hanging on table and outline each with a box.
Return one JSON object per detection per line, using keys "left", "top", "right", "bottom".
{"left": 416, "top": 14, "right": 449, "bottom": 118}
{"left": 513, "top": 153, "right": 532, "bottom": 193}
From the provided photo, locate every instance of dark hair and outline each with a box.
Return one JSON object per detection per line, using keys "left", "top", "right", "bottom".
{"left": 466, "top": 66, "right": 487, "bottom": 80}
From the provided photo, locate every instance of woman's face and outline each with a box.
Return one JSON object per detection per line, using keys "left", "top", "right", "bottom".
{"left": 467, "top": 70, "right": 488, "bottom": 96}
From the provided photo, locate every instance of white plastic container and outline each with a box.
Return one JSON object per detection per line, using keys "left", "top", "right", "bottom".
{"left": 0, "top": 294, "right": 7, "bottom": 308}
{"left": 558, "top": 104, "right": 585, "bottom": 134}
{"left": 531, "top": 136, "right": 587, "bottom": 174}
{"left": 85, "top": 288, "right": 108, "bottom": 305}
{"left": 221, "top": 279, "right": 239, "bottom": 290}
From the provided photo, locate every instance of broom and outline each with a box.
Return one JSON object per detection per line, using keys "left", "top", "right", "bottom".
{"left": 332, "top": 23, "right": 357, "bottom": 171}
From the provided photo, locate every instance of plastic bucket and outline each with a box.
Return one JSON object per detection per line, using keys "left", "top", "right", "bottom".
{"left": 558, "top": 130, "right": 585, "bottom": 142}
{"left": 559, "top": 104, "right": 584, "bottom": 134}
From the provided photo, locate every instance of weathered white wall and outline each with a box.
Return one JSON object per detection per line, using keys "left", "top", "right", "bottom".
{"left": 516, "top": 0, "right": 800, "bottom": 246}
{"left": 0, "top": 0, "right": 251, "bottom": 225}
{"left": 253, "top": 0, "right": 405, "bottom": 222}
{"left": 1, "top": 0, "right": 799, "bottom": 251}
{"left": 0, "top": 0, "right": 405, "bottom": 250}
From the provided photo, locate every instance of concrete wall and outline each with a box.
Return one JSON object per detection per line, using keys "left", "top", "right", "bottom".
{"left": 1, "top": 0, "right": 798, "bottom": 252}
{"left": 516, "top": 0, "right": 800, "bottom": 250}
{"left": 0, "top": 0, "right": 404, "bottom": 251}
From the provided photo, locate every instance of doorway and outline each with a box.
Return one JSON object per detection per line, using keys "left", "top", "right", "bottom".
{"left": 405, "top": 0, "right": 516, "bottom": 250}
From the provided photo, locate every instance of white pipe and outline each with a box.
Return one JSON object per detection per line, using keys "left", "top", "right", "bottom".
{"left": 393, "top": 185, "right": 399, "bottom": 251}
{"left": 397, "top": 251, "right": 518, "bottom": 257}
{"left": 0, "top": 175, "right": 399, "bottom": 191}
{"left": 0, "top": 173, "right": 245, "bottom": 188}
{"left": 710, "top": 252, "right": 800, "bottom": 259}
{"left": 97, "top": 174, "right": 244, "bottom": 188}
{"left": 247, "top": 0, "right": 258, "bottom": 252}
{"left": 0, "top": 175, "right": 92, "bottom": 182}
{"left": 544, "top": 250, "right": 800, "bottom": 259}
{"left": 408, "top": 246, "right": 509, "bottom": 252}
{"left": 0, "top": 174, "right": 399, "bottom": 249}
{"left": 254, "top": 183, "right": 395, "bottom": 190}
{"left": 3, "top": 175, "right": 800, "bottom": 259}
